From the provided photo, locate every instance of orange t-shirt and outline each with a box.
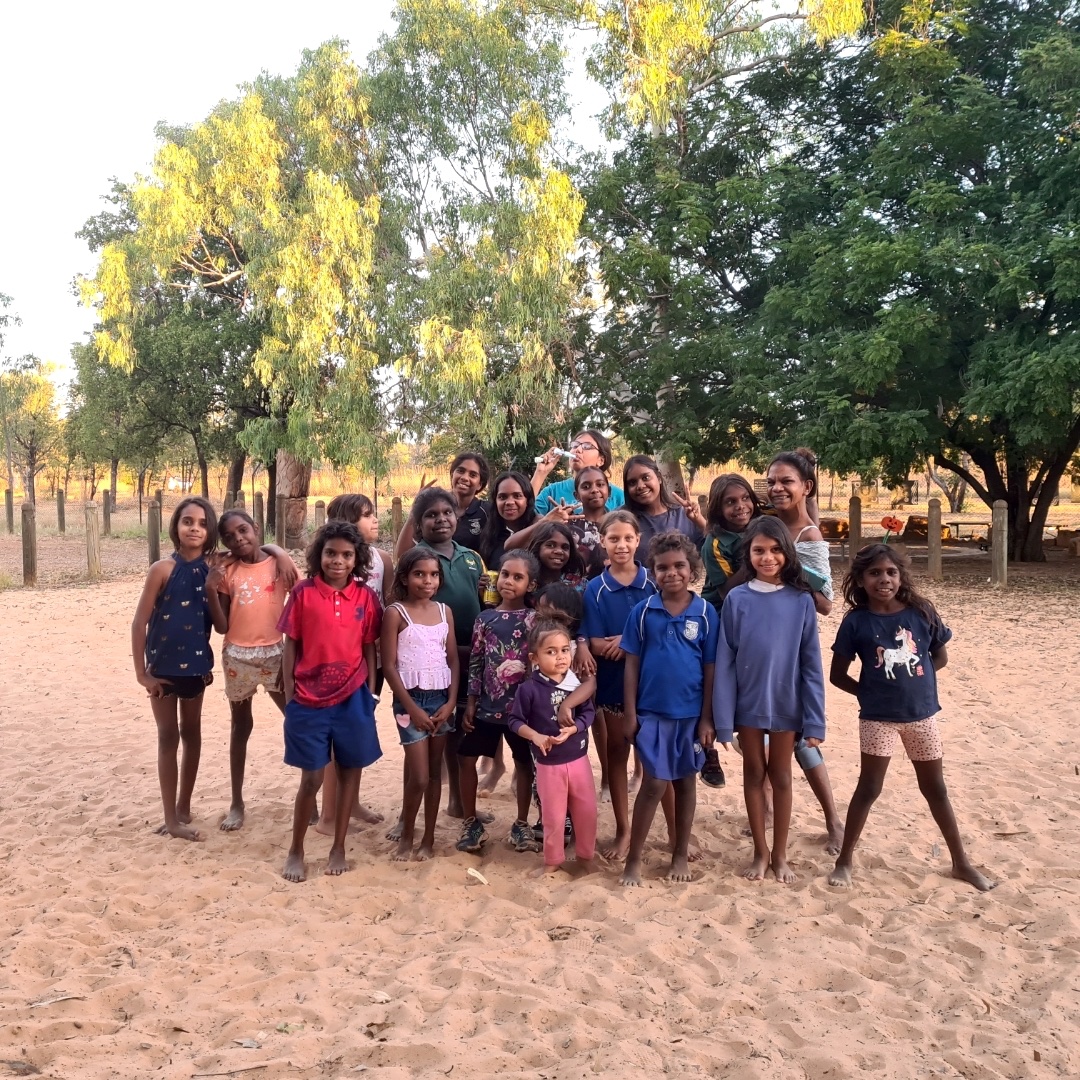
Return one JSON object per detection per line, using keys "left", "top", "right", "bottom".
{"left": 216, "top": 557, "right": 286, "bottom": 647}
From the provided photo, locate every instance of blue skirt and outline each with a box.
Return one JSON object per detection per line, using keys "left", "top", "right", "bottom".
{"left": 635, "top": 713, "right": 705, "bottom": 781}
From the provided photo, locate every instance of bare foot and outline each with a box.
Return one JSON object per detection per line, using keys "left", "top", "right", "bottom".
{"left": 352, "top": 803, "right": 384, "bottom": 825}
{"left": 771, "top": 856, "right": 797, "bottom": 884}
{"left": 598, "top": 785, "right": 611, "bottom": 804}
{"left": 282, "top": 852, "right": 307, "bottom": 882}
{"left": 533, "top": 864, "right": 567, "bottom": 878}
{"left": 828, "top": 863, "right": 853, "bottom": 888}
{"left": 155, "top": 821, "right": 203, "bottom": 841}
{"left": 601, "top": 832, "right": 630, "bottom": 861}
{"left": 176, "top": 809, "right": 193, "bottom": 825}
{"left": 665, "top": 837, "right": 703, "bottom": 862}
{"left": 392, "top": 839, "right": 413, "bottom": 862}
{"left": 445, "top": 799, "right": 464, "bottom": 819}
{"left": 666, "top": 855, "right": 692, "bottom": 883}
{"left": 477, "top": 758, "right": 506, "bottom": 795}
{"left": 415, "top": 842, "right": 434, "bottom": 862}
{"left": 743, "top": 853, "right": 769, "bottom": 880}
{"left": 385, "top": 817, "right": 404, "bottom": 842}
{"left": 953, "top": 863, "right": 997, "bottom": 892}
{"left": 574, "top": 857, "right": 601, "bottom": 876}
{"left": 825, "top": 824, "right": 844, "bottom": 857}
{"left": 220, "top": 805, "right": 245, "bottom": 831}
{"left": 325, "top": 847, "right": 349, "bottom": 876}
{"left": 619, "top": 858, "right": 644, "bottom": 887}
{"left": 315, "top": 818, "right": 356, "bottom": 837}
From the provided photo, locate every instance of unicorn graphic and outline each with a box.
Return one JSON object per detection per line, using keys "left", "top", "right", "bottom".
{"left": 875, "top": 627, "right": 920, "bottom": 679}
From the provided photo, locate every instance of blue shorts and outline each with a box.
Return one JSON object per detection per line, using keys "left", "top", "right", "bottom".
{"left": 635, "top": 713, "right": 705, "bottom": 782}
{"left": 392, "top": 687, "right": 454, "bottom": 745}
{"left": 283, "top": 686, "right": 382, "bottom": 772}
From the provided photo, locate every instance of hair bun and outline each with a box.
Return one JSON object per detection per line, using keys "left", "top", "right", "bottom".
{"left": 793, "top": 446, "right": 818, "bottom": 468}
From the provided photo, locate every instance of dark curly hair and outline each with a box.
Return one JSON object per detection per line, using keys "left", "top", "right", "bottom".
{"left": 768, "top": 447, "right": 818, "bottom": 500}
{"left": 843, "top": 543, "right": 939, "bottom": 624}
{"left": 646, "top": 529, "right": 702, "bottom": 572}
{"left": 169, "top": 496, "right": 218, "bottom": 556}
{"left": 535, "top": 581, "right": 583, "bottom": 635}
{"left": 306, "top": 519, "right": 372, "bottom": 581}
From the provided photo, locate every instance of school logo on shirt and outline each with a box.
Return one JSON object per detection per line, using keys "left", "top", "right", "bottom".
{"left": 469, "top": 519, "right": 482, "bottom": 535}
{"left": 683, "top": 619, "right": 700, "bottom": 641}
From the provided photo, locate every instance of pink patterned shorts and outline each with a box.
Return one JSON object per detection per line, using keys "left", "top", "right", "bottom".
{"left": 859, "top": 717, "right": 942, "bottom": 761}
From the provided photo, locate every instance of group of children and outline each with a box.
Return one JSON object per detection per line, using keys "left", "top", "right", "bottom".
{"left": 133, "top": 471, "right": 995, "bottom": 892}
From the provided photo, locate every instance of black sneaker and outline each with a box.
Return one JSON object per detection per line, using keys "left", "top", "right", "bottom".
{"left": 510, "top": 819, "right": 541, "bottom": 852}
{"left": 564, "top": 814, "right": 574, "bottom": 840}
{"left": 531, "top": 820, "right": 544, "bottom": 842}
{"left": 455, "top": 816, "right": 488, "bottom": 852}
{"left": 700, "top": 748, "right": 726, "bottom": 788}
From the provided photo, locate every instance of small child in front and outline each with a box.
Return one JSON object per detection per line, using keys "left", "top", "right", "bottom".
{"left": 131, "top": 496, "right": 218, "bottom": 842}
{"left": 828, "top": 544, "right": 995, "bottom": 891}
{"left": 277, "top": 521, "right": 382, "bottom": 882}
{"left": 619, "top": 531, "right": 719, "bottom": 886}
{"left": 509, "top": 619, "right": 597, "bottom": 876}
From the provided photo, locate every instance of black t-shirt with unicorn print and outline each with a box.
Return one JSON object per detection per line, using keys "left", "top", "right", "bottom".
{"left": 832, "top": 607, "right": 953, "bottom": 723}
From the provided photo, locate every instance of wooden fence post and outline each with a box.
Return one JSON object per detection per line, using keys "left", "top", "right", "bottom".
{"left": 314, "top": 500, "right": 326, "bottom": 530}
{"left": 224, "top": 490, "right": 235, "bottom": 511}
{"left": 4, "top": 489, "right": 12, "bottom": 533}
{"left": 991, "top": 499, "right": 1008, "bottom": 588}
{"left": 21, "top": 503, "right": 36, "bottom": 587}
{"left": 57, "top": 489, "right": 66, "bottom": 534}
{"left": 86, "top": 502, "right": 102, "bottom": 579}
{"left": 254, "top": 492, "right": 265, "bottom": 540}
{"left": 848, "top": 496, "right": 862, "bottom": 565}
{"left": 148, "top": 501, "right": 161, "bottom": 565}
{"left": 102, "top": 489, "right": 112, "bottom": 536}
{"left": 927, "top": 498, "right": 943, "bottom": 581}
{"left": 697, "top": 493, "right": 707, "bottom": 517}
{"left": 391, "top": 496, "right": 403, "bottom": 539}
{"left": 235, "top": 490, "right": 245, "bottom": 509}
{"left": 275, "top": 495, "right": 286, "bottom": 548}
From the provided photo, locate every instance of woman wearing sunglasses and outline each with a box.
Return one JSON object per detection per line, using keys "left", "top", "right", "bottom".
{"left": 532, "top": 429, "right": 625, "bottom": 515}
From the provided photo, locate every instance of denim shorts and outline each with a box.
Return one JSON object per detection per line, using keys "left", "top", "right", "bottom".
{"left": 392, "top": 687, "right": 454, "bottom": 746}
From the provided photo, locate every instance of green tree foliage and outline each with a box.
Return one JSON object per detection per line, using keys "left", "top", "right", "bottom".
{"left": 81, "top": 42, "right": 385, "bottom": 478}
{"left": 0, "top": 355, "right": 63, "bottom": 504}
{"left": 583, "top": 0, "right": 1080, "bottom": 560}
{"left": 368, "top": 0, "right": 587, "bottom": 459}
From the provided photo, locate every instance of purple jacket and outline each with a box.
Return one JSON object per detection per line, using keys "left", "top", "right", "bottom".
{"left": 508, "top": 670, "right": 594, "bottom": 766}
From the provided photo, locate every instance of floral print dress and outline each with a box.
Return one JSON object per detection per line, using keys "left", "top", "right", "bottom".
{"left": 467, "top": 608, "right": 535, "bottom": 722}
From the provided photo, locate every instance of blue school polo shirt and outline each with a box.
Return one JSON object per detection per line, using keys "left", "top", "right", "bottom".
{"left": 581, "top": 566, "right": 657, "bottom": 706}
{"left": 621, "top": 593, "right": 719, "bottom": 717}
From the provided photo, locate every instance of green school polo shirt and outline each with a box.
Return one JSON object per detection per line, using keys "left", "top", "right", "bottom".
{"left": 419, "top": 539, "right": 484, "bottom": 648}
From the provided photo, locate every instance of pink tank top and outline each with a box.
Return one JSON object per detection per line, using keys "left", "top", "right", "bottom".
{"left": 391, "top": 602, "right": 452, "bottom": 691}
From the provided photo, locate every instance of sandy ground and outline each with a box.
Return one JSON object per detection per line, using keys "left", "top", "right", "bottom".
{"left": 2, "top": 565, "right": 1080, "bottom": 1079}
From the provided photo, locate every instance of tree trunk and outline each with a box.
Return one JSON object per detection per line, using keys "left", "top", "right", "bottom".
{"left": 266, "top": 459, "right": 278, "bottom": 532}
{"left": 196, "top": 448, "right": 210, "bottom": 499}
{"left": 137, "top": 466, "right": 147, "bottom": 523}
{"left": 276, "top": 449, "right": 311, "bottom": 548}
{"left": 227, "top": 450, "right": 246, "bottom": 502}
{"left": 110, "top": 458, "right": 119, "bottom": 509}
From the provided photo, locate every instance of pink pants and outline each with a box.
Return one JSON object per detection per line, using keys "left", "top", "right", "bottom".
{"left": 534, "top": 755, "right": 597, "bottom": 866}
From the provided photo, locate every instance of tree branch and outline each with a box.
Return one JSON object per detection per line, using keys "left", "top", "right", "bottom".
{"left": 933, "top": 452, "right": 990, "bottom": 506}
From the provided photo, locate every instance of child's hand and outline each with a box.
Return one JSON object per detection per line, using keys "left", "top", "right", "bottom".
{"left": 274, "top": 554, "right": 298, "bottom": 591}
{"left": 528, "top": 731, "right": 553, "bottom": 756}
{"left": 697, "top": 719, "right": 716, "bottom": 750}
{"left": 804, "top": 737, "right": 823, "bottom": 748}
{"left": 205, "top": 564, "right": 225, "bottom": 593}
{"left": 626, "top": 714, "right": 640, "bottom": 742}
{"left": 550, "top": 727, "right": 574, "bottom": 746}
{"left": 410, "top": 707, "right": 435, "bottom": 732}
{"left": 573, "top": 645, "right": 596, "bottom": 678}
{"left": 430, "top": 703, "right": 454, "bottom": 727}
{"left": 138, "top": 674, "right": 165, "bottom": 698}
{"left": 557, "top": 701, "right": 576, "bottom": 728}
{"left": 462, "top": 706, "right": 477, "bottom": 733}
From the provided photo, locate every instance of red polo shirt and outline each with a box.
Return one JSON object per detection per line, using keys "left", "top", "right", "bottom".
{"left": 276, "top": 577, "right": 382, "bottom": 707}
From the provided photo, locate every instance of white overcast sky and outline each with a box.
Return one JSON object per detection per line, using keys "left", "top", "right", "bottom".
{"left": 0, "top": 2, "right": 604, "bottom": 385}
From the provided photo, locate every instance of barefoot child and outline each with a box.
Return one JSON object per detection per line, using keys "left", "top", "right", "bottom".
{"left": 381, "top": 548, "right": 459, "bottom": 861}
{"left": 205, "top": 509, "right": 298, "bottom": 831}
{"left": 619, "top": 532, "right": 718, "bottom": 886}
{"left": 582, "top": 511, "right": 657, "bottom": 859}
{"left": 509, "top": 619, "right": 597, "bottom": 876}
{"left": 277, "top": 521, "right": 382, "bottom": 882}
{"left": 712, "top": 517, "right": 826, "bottom": 884}
{"left": 456, "top": 549, "right": 538, "bottom": 853}
{"left": 131, "top": 497, "right": 218, "bottom": 842}
{"left": 828, "top": 544, "right": 995, "bottom": 891}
